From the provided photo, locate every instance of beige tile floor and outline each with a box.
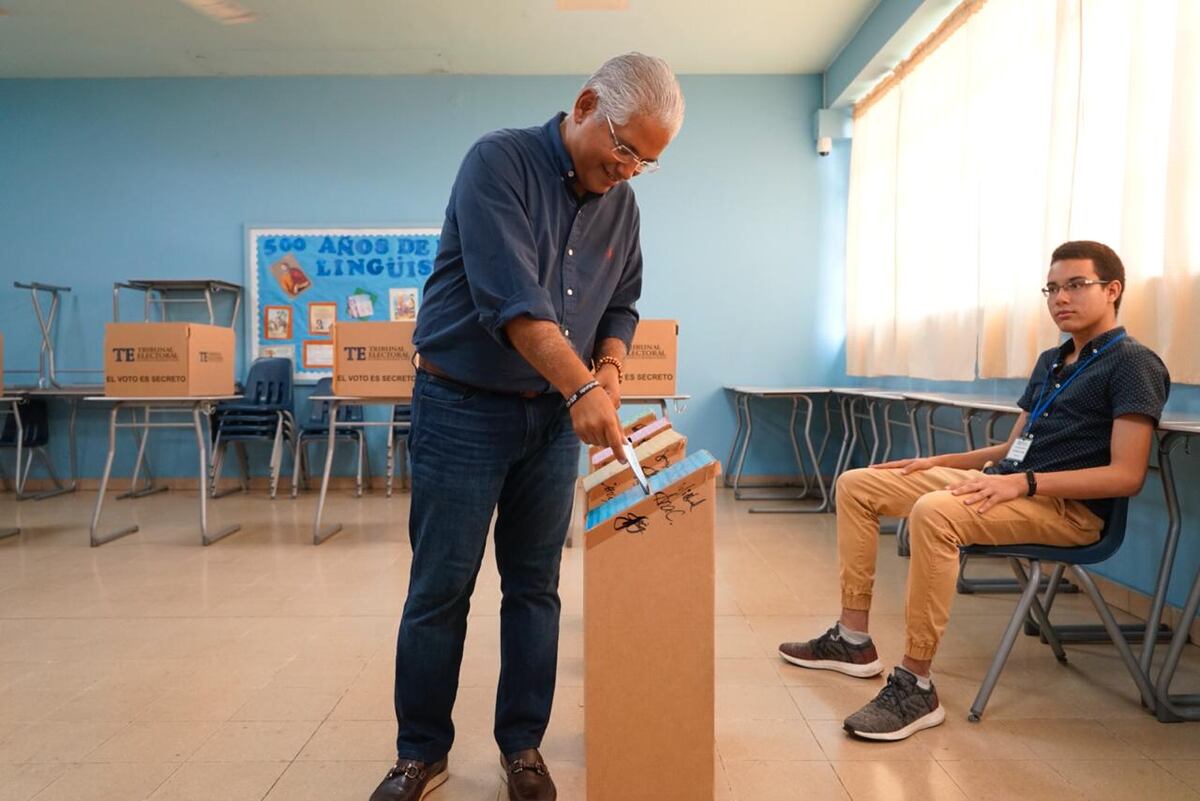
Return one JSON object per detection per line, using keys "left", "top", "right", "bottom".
{"left": 1, "top": 485, "right": 1200, "bottom": 800}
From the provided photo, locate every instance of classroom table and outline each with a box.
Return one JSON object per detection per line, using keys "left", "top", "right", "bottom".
{"left": 827, "top": 387, "right": 914, "bottom": 483}
{"left": 723, "top": 386, "right": 834, "bottom": 513}
{"left": 87, "top": 395, "right": 241, "bottom": 546}
{"left": 7, "top": 384, "right": 164, "bottom": 501}
{"left": 309, "top": 395, "right": 411, "bottom": 545}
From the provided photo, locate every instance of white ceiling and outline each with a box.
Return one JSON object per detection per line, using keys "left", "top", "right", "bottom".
{"left": 0, "top": 0, "right": 878, "bottom": 78}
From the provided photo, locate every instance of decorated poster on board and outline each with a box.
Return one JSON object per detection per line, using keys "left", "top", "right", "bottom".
{"left": 247, "top": 227, "right": 440, "bottom": 381}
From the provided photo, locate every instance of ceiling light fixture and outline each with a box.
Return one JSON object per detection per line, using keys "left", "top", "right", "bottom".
{"left": 178, "top": 0, "right": 257, "bottom": 25}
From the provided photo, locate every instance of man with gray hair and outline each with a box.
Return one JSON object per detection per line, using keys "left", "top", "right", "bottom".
{"left": 370, "top": 52, "right": 684, "bottom": 801}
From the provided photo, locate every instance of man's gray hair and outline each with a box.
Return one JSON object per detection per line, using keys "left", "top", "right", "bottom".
{"left": 583, "top": 52, "right": 685, "bottom": 138}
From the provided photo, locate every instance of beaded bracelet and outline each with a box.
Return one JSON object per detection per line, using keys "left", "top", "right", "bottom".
{"left": 594, "top": 356, "right": 624, "bottom": 383}
{"left": 565, "top": 379, "right": 601, "bottom": 409}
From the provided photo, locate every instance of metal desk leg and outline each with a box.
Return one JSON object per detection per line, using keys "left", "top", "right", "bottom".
{"left": 386, "top": 412, "right": 396, "bottom": 498}
{"left": 790, "top": 397, "right": 811, "bottom": 496}
{"left": 750, "top": 394, "right": 830, "bottom": 514}
{"left": 725, "top": 392, "right": 749, "bottom": 489}
{"left": 731, "top": 395, "right": 755, "bottom": 497}
{"left": 118, "top": 407, "right": 165, "bottom": 499}
{"left": 11, "top": 402, "right": 28, "bottom": 499}
{"left": 800, "top": 394, "right": 829, "bottom": 511}
{"left": 313, "top": 401, "right": 342, "bottom": 544}
{"left": 720, "top": 393, "right": 748, "bottom": 491}
{"left": 91, "top": 405, "right": 139, "bottom": 546}
{"left": 194, "top": 404, "right": 240, "bottom": 546}
{"left": 830, "top": 395, "right": 855, "bottom": 498}
{"left": 1155, "top": 554, "right": 1200, "bottom": 721}
{"left": 1149, "top": 431, "right": 1196, "bottom": 721}
{"left": 32, "top": 396, "right": 79, "bottom": 500}
{"left": 738, "top": 396, "right": 809, "bottom": 503}
{"left": 1139, "top": 432, "right": 1185, "bottom": 675}
{"left": 837, "top": 396, "right": 861, "bottom": 480}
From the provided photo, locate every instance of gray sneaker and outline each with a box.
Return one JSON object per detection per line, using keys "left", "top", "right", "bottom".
{"left": 779, "top": 625, "right": 884, "bottom": 678}
{"left": 843, "top": 667, "right": 946, "bottom": 741}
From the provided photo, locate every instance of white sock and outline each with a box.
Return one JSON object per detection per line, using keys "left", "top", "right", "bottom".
{"left": 836, "top": 621, "right": 871, "bottom": 645}
{"left": 897, "top": 665, "right": 932, "bottom": 690}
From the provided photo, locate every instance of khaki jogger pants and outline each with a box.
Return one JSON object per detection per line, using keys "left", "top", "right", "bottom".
{"left": 836, "top": 466, "right": 1104, "bottom": 661}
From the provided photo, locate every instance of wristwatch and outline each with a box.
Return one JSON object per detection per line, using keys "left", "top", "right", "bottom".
{"left": 1024, "top": 470, "right": 1037, "bottom": 497}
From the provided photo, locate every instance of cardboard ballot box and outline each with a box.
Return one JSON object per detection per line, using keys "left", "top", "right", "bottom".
{"left": 583, "top": 429, "right": 687, "bottom": 507}
{"left": 332, "top": 321, "right": 416, "bottom": 398}
{"left": 104, "top": 323, "right": 235, "bottom": 397}
{"left": 622, "top": 319, "right": 678, "bottom": 396}
{"left": 584, "top": 450, "right": 720, "bottom": 801}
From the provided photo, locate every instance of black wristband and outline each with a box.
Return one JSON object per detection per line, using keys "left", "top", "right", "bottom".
{"left": 565, "top": 380, "right": 600, "bottom": 409}
{"left": 1025, "top": 470, "right": 1037, "bottom": 497}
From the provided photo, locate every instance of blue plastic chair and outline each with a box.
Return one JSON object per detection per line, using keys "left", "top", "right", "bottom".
{"left": 211, "top": 357, "right": 296, "bottom": 499}
{"left": 960, "top": 497, "right": 1156, "bottom": 720}
{"left": 387, "top": 403, "right": 412, "bottom": 496}
{"left": 291, "top": 378, "right": 370, "bottom": 498}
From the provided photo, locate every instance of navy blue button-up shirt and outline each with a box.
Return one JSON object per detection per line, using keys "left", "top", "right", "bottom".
{"left": 991, "top": 326, "right": 1170, "bottom": 519}
{"left": 413, "top": 113, "right": 643, "bottom": 394}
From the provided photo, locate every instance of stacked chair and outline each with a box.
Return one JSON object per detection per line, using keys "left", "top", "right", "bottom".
{"left": 210, "top": 357, "right": 295, "bottom": 499}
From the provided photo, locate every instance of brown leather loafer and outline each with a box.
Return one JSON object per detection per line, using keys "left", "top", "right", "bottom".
{"left": 368, "top": 757, "right": 448, "bottom": 801}
{"left": 500, "top": 749, "right": 556, "bottom": 801}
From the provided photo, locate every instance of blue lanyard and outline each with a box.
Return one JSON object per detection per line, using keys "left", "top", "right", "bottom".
{"left": 1025, "top": 331, "right": 1126, "bottom": 435}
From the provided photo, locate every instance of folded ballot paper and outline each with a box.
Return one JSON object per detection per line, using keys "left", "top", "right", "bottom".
{"left": 583, "top": 449, "right": 720, "bottom": 801}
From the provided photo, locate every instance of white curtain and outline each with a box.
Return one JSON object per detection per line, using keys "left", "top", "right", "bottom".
{"left": 845, "top": 0, "right": 1200, "bottom": 382}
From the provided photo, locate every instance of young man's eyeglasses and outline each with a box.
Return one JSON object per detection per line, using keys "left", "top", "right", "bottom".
{"left": 1041, "top": 278, "right": 1113, "bottom": 298}
{"left": 605, "top": 115, "right": 660, "bottom": 175}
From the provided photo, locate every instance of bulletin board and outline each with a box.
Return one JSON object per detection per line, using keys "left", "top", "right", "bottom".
{"left": 246, "top": 226, "right": 440, "bottom": 382}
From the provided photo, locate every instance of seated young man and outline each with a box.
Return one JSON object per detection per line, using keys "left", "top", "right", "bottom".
{"left": 780, "top": 240, "right": 1170, "bottom": 741}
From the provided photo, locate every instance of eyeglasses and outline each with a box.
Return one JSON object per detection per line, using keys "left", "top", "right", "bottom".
{"left": 1041, "top": 278, "right": 1113, "bottom": 298}
{"left": 605, "top": 115, "right": 660, "bottom": 175}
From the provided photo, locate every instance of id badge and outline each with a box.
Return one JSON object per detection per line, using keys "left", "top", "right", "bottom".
{"left": 1005, "top": 435, "right": 1033, "bottom": 464}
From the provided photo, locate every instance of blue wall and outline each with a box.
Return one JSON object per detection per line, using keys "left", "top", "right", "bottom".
{"left": 0, "top": 74, "right": 848, "bottom": 483}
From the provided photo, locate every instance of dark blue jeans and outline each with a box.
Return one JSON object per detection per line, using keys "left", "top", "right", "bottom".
{"left": 394, "top": 370, "right": 580, "bottom": 762}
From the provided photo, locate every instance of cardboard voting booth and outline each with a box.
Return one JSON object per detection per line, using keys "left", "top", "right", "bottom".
{"left": 583, "top": 428, "right": 719, "bottom": 801}
{"left": 104, "top": 323, "right": 235, "bottom": 397}
{"left": 622, "top": 319, "right": 678, "bottom": 396}
{"left": 331, "top": 321, "right": 416, "bottom": 397}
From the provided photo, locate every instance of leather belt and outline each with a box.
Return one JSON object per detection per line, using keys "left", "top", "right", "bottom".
{"left": 418, "top": 357, "right": 545, "bottom": 400}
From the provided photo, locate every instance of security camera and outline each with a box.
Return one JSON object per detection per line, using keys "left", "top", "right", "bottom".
{"left": 817, "top": 136, "right": 832, "bottom": 157}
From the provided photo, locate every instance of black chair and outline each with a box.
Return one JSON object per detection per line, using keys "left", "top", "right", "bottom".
{"left": 961, "top": 497, "right": 1156, "bottom": 720}
{"left": 211, "top": 358, "right": 295, "bottom": 499}
{"left": 0, "top": 399, "right": 62, "bottom": 496}
{"left": 291, "top": 378, "right": 370, "bottom": 498}
{"left": 387, "top": 403, "right": 412, "bottom": 496}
